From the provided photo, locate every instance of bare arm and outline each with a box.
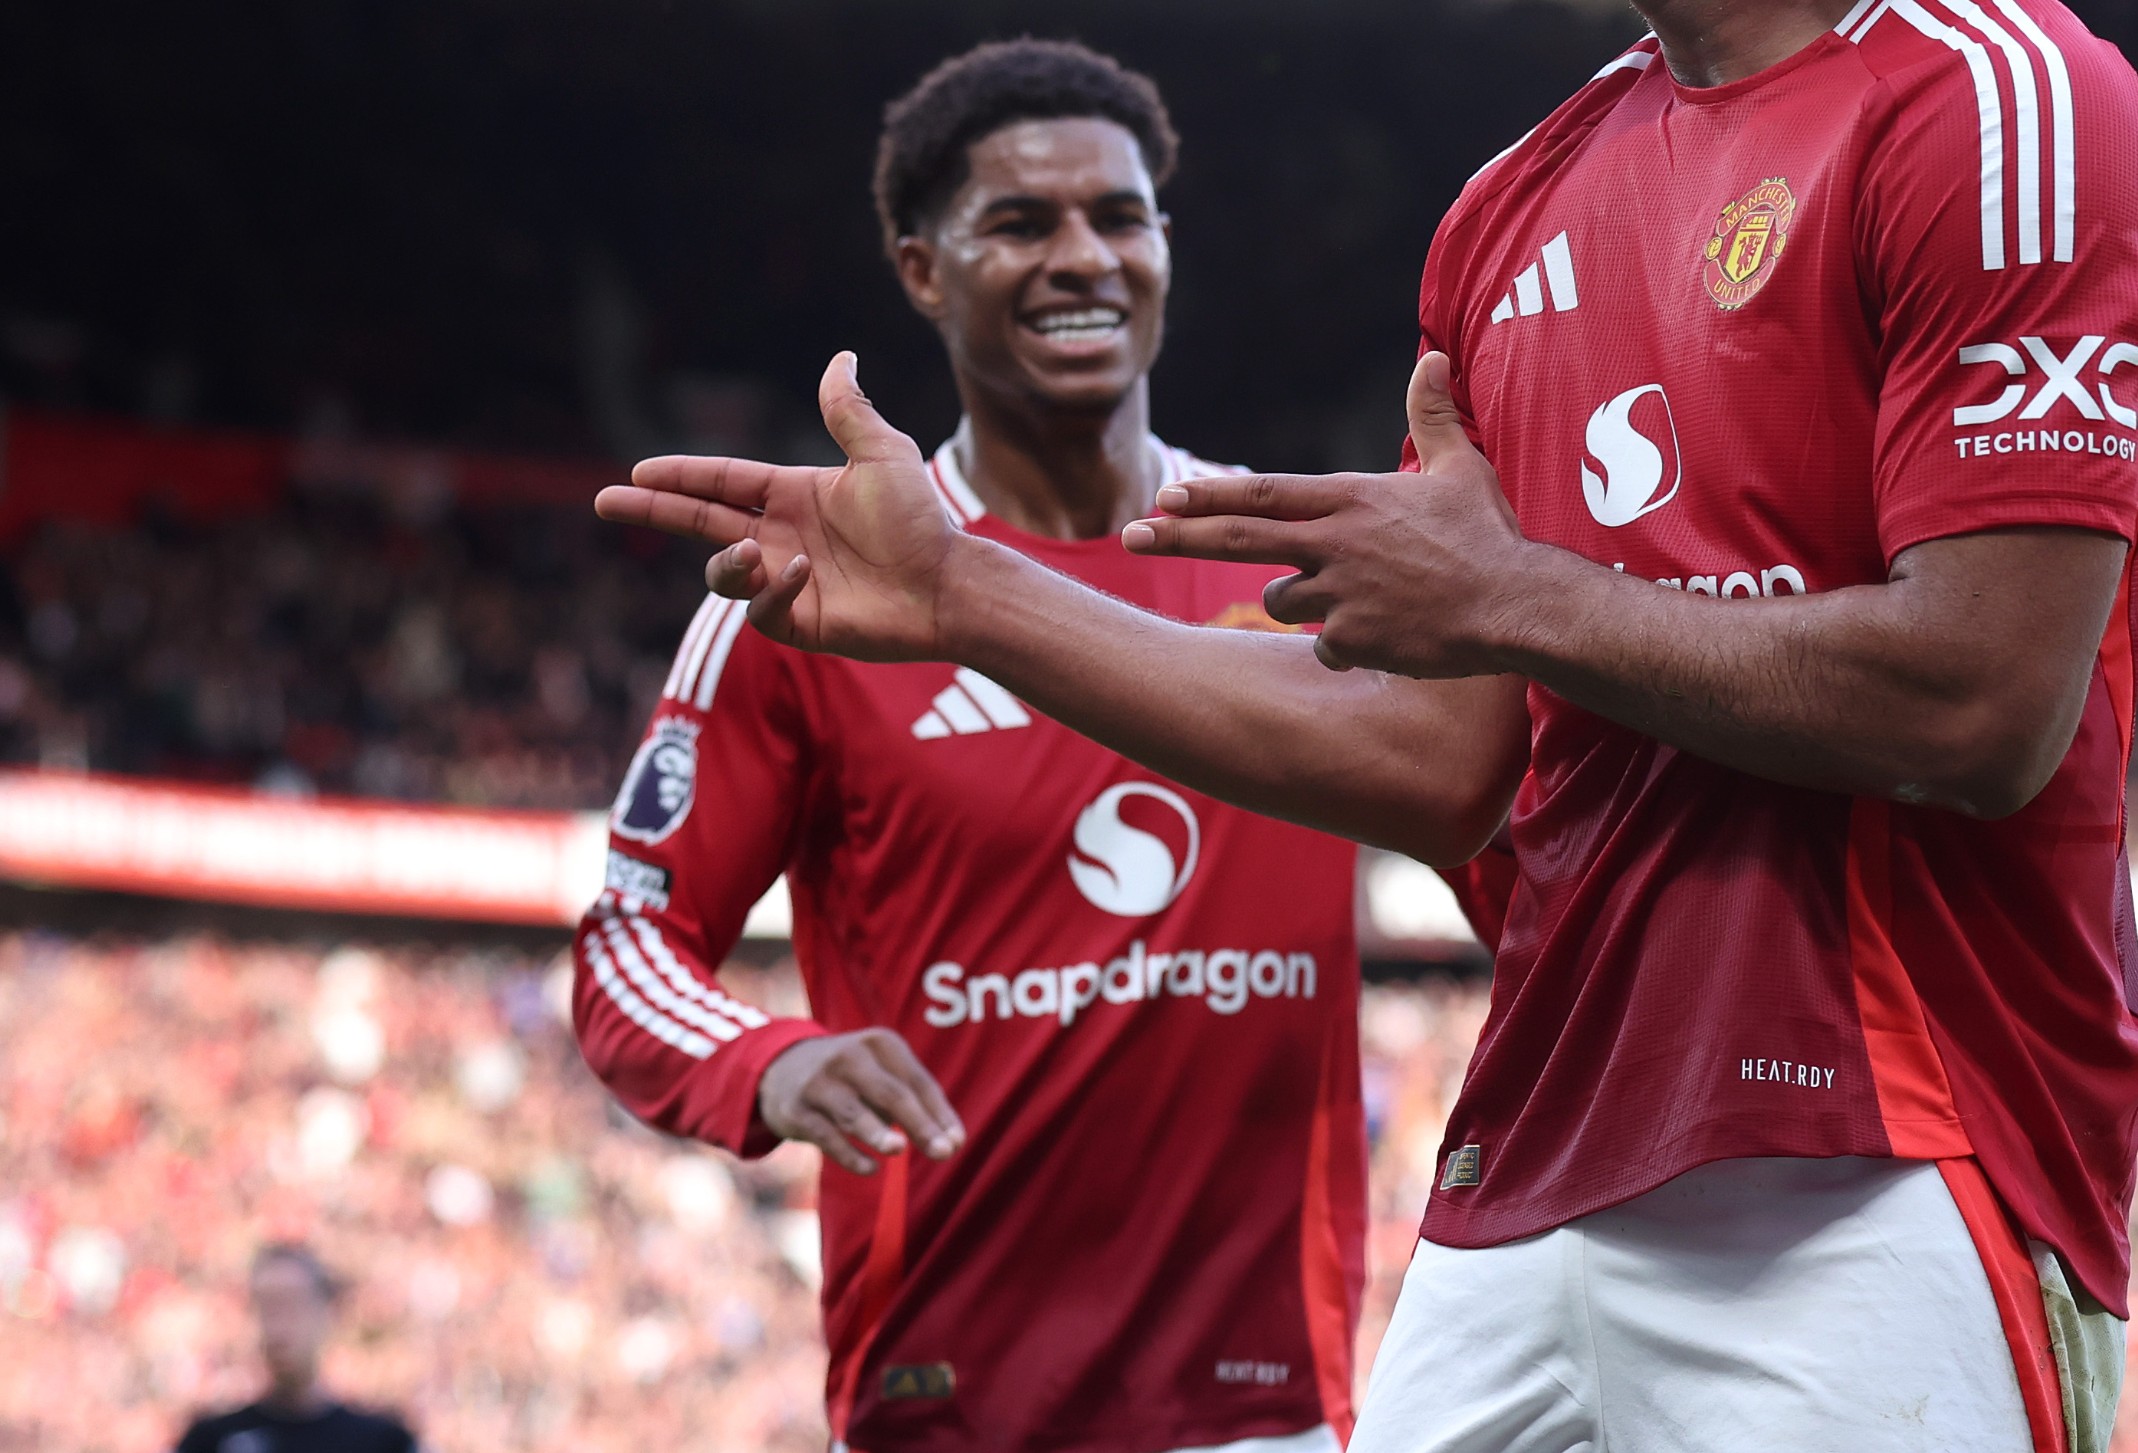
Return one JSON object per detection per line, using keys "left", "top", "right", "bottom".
{"left": 1128, "top": 357, "right": 2126, "bottom": 820}
{"left": 1486, "top": 529, "right": 2123, "bottom": 817}
{"left": 936, "top": 539, "right": 1527, "bottom": 862}
{"left": 597, "top": 353, "right": 1528, "bottom": 864}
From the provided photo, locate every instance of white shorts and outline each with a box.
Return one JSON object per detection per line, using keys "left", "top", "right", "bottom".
{"left": 1351, "top": 1157, "right": 2123, "bottom": 1453}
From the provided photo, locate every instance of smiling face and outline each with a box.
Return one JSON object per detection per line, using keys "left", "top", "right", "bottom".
{"left": 896, "top": 116, "right": 1170, "bottom": 418}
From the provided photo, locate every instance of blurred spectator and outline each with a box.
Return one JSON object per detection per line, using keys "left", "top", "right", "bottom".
{"left": 174, "top": 1243, "right": 416, "bottom": 1453}
{"left": 0, "top": 488, "right": 709, "bottom": 809}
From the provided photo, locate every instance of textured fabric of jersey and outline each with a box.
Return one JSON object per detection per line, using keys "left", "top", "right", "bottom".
{"left": 572, "top": 435, "right": 1365, "bottom": 1453}
{"left": 1403, "top": 2, "right": 2138, "bottom": 1313}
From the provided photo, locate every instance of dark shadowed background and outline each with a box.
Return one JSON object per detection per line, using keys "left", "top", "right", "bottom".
{"left": 0, "top": 2, "right": 1756, "bottom": 474}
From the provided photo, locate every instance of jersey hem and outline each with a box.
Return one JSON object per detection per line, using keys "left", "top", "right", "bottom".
{"left": 839, "top": 1409, "right": 1332, "bottom": 1453}
{"left": 1419, "top": 1142, "right": 1971, "bottom": 1252}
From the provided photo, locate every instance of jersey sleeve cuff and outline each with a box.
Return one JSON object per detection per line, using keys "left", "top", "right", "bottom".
{"left": 1881, "top": 495, "right": 2138, "bottom": 565}
{"left": 689, "top": 1016, "right": 831, "bottom": 1159}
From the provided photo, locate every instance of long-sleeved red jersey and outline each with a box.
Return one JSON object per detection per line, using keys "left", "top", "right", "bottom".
{"left": 573, "top": 435, "right": 1365, "bottom": 1453}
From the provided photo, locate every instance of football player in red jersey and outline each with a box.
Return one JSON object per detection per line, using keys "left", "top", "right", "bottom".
{"left": 604, "top": 1, "right": 2138, "bottom": 1448}
{"left": 572, "top": 40, "right": 1366, "bottom": 1453}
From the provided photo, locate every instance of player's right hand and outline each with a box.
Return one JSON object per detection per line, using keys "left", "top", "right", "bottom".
{"left": 757, "top": 1027, "right": 967, "bottom": 1176}
{"left": 595, "top": 352, "right": 967, "bottom": 664}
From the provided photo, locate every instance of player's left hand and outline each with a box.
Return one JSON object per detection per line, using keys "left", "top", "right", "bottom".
{"left": 1123, "top": 351, "right": 1530, "bottom": 678}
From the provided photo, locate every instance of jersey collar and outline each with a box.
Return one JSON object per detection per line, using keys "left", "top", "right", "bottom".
{"left": 927, "top": 418, "right": 1184, "bottom": 529}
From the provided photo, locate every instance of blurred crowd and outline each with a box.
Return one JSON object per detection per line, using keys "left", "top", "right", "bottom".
{"left": 0, "top": 930, "right": 1492, "bottom": 1453}
{"left": 0, "top": 491, "right": 709, "bottom": 810}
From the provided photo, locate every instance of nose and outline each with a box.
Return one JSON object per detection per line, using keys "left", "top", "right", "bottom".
{"left": 1044, "top": 210, "right": 1118, "bottom": 288}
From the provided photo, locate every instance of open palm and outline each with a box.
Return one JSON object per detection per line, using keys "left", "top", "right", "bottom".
{"left": 595, "top": 353, "right": 960, "bottom": 663}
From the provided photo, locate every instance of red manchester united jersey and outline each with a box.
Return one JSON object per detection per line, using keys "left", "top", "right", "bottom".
{"left": 1408, "top": 2, "right": 2138, "bottom": 1312}
{"left": 572, "top": 434, "right": 1365, "bottom": 1453}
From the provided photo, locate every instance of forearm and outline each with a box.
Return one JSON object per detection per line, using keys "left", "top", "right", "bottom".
{"left": 1489, "top": 540, "right": 2099, "bottom": 817}
{"left": 939, "top": 535, "right": 1526, "bottom": 862}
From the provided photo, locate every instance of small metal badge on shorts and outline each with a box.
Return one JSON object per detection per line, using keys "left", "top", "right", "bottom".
{"left": 882, "top": 1363, "right": 956, "bottom": 1401}
{"left": 1440, "top": 1144, "right": 1484, "bottom": 1189}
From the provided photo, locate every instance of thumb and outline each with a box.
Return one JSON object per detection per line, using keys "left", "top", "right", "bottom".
{"left": 1406, "top": 351, "right": 1477, "bottom": 475}
{"left": 818, "top": 351, "right": 923, "bottom": 467}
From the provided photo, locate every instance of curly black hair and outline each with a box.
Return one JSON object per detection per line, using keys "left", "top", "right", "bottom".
{"left": 872, "top": 38, "right": 1179, "bottom": 253}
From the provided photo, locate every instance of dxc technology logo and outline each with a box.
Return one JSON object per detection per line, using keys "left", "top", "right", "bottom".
{"left": 1581, "top": 383, "right": 1682, "bottom": 527}
{"left": 1067, "top": 782, "right": 1201, "bottom": 917}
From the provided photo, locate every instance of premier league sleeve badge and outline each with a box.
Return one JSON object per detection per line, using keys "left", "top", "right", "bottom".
{"left": 611, "top": 716, "right": 703, "bottom": 845}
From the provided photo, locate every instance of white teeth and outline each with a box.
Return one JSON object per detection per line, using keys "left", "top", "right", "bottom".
{"left": 1031, "top": 308, "right": 1125, "bottom": 338}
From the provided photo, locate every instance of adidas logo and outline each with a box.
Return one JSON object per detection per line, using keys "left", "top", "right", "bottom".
{"left": 1489, "top": 231, "right": 1579, "bottom": 324}
{"left": 912, "top": 668, "right": 1032, "bottom": 739}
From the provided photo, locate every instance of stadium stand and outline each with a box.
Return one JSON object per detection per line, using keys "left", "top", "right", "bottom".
{"left": 0, "top": 932, "right": 1490, "bottom": 1453}
{"left": 0, "top": 412, "right": 704, "bottom": 810}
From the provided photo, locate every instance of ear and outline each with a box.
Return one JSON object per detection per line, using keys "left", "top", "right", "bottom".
{"left": 1158, "top": 211, "right": 1173, "bottom": 248}
{"left": 893, "top": 235, "right": 947, "bottom": 321}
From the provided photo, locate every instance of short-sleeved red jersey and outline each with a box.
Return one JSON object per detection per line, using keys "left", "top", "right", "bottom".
{"left": 572, "top": 435, "right": 1364, "bottom": 1452}
{"left": 1407, "top": 2, "right": 2138, "bottom": 1312}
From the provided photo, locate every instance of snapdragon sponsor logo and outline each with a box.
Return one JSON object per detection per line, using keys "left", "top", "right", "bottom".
{"left": 1952, "top": 336, "right": 2138, "bottom": 461}
{"left": 1581, "top": 383, "right": 1683, "bottom": 527}
{"left": 1067, "top": 782, "right": 1200, "bottom": 917}
{"left": 921, "top": 940, "right": 1319, "bottom": 1030}
{"left": 1609, "top": 561, "right": 1808, "bottom": 596}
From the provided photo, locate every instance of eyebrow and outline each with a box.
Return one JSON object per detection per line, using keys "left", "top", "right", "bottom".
{"left": 977, "top": 190, "right": 1151, "bottom": 217}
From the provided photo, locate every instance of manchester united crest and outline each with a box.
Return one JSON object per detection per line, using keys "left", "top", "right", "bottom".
{"left": 1703, "top": 178, "right": 1797, "bottom": 311}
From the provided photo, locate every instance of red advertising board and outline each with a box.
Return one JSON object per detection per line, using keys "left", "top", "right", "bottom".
{"left": 0, "top": 769, "right": 607, "bottom": 925}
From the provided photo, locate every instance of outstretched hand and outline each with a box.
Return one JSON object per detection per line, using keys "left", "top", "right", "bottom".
{"left": 595, "top": 353, "right": 962, "bottom": 663}
{"left": 1123, "top": 351, "right": 1530, "bottom": 678}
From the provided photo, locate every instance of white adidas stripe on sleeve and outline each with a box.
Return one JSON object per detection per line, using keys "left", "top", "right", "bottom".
{"left": 584, "top": 929, "right": 718, "bottom": 1060}
{"left": 600, "top": 913, "right": 745, "bottom": 1043}
{"left": 627, "top": 915, "right": 771, "bottom": 1029}
{"left": 1986, "top": 0, "right": 2076, "bottom": 263}
{"left": 1851, "top": 0, "right": 2078, "bottom": 272}
{"left": 1945, "top": 0, "right": 2045, "bottom": 265}
{"left": 584, "top": 897, "right": 788, "bottom": 1063}
{"left": 1837, "top": 0, "right": 1883, "bottom": 33}
{"left": 662, "top": 596, "right": 721, "bottom": 701}
{"left": 690, "top": 604, "right": 749, "bottom": 711}
{"left": 1888, "top": 0, "right": 2011, "bottom": 271}
{"left": 657, "top": 595, "right": 752, "bottom": 711}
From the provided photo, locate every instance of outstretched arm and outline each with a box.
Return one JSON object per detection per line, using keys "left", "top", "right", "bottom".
{"left": 936, "top": 544, "right": 1526, "bottom": 863}
{"left": 597, "top": 353, "right": 1529, "bottom": 865}
{"left": 1127, "top": 358, "right": 2126, "bottom": 821}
